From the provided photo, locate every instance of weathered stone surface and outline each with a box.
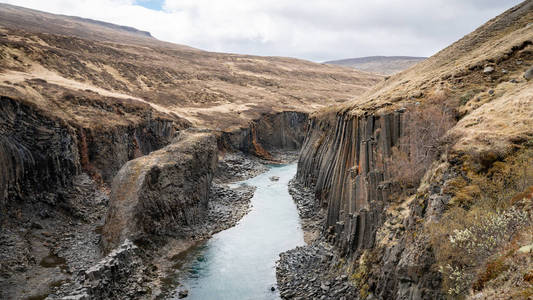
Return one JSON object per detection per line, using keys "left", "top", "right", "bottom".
{"left": 0, "top": 95, "right": 176, "bottom": 218}
{"left": 102, "top": 129, "right": 218, "bottom": 252}
{"left": 57, "top": 239, "right": 147, "bottom": 300}
{"left": 0, "top": 96, "right": 80, "bottom": 212}
{"left": 524, "top": 65, "right": 533, "bottom": 80}
{"left": 277, "top": 241, "right": 358, "bottom": 300}
{"left": 297, "top": 111, "right": 402, "bottom": 254}
{"left": 294, "top": 109, "right": 444, "bottom": 299}
{"left": 219, "top": 111, "right": 308, "bottom": 159}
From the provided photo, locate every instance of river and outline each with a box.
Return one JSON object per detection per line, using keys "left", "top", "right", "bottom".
{"left": 169, "top": 163, "right": 305, "bottom": 300}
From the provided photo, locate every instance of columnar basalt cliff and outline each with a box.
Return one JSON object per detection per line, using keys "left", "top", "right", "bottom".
{"left": 297, "top": 110, "right": 403, "bottom": 254}
{"left": 287, "top": 2, "right": 533, "bottom": 299}
{"left": 0, "top": 95, "right": 177, "bottom": 216}
{"left": 0, "top": 96, "right": 80, "bottom": 210}
{"left": 102, "top": 130, "right": 218, "bottom": 252}
{"left": 295, "top": 109, "right": 445, "bottom": 299}
{"left": 218, "top": 111, "right": 308, "bottom": 159}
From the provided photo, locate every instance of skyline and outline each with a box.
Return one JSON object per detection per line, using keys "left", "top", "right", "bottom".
{"left": 0, "top": 0, "right": 524, "bottom": 62}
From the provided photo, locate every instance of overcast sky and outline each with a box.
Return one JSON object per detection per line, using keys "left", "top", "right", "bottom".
{"left": 1, "top": 0, "right": 524, "bottom": 62}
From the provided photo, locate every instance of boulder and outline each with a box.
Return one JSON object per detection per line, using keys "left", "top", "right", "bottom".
{"left": 270, "top": 176, "right": 280, "bottom": 181}
{"left": 524, "top": 66, "right": 533, "bottom": 81}
{"left": 483, "top": 66, "right": 494, "bottom": 74}
{"left": 102, "top": 130, "right": 218, "bottom": 252}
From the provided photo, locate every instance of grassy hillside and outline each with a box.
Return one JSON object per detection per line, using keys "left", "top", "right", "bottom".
{"left": 0, "top": 3, "right": 382, "bottom": 131}
{"left": 300, "top": 1, "right": 532, "bottom": 298}
{"left": 325, "top": 56, "right": 426, "bottom": 75}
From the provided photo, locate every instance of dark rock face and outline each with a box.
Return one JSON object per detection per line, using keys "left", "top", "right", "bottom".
{"left": 61, "top": 239, "right": 149, "bottom": 300}
{"left": 219, "top": 111, "right": 308, "bottom": 158}
{"left": 297, "top": 111, "right": 403, "bottom": 254}
{"left": 254, "top": 111, "right": 309, "bottom": 151}
{"left": 0, "top": 96, "right": 176, "bottom": 218}
{"left": 296, "top": 110, "right": 443, "bottom": 299}
{"left": 277, "top": 242, "right": 358, "bottom": 300}
{"left": 79, "top": 118, "right": 175, "bottom": 184}
{"left": 0, "top": 97, "right": 80, "bottom": 212}
{"left": 102, "top": 130, "right": 218, "bottom": 253}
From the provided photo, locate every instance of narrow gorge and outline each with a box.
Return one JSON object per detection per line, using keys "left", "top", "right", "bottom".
{"left": 1, "top": 2, "right": 532, "bottom": 300}
{"left": 0, "top": 102, "right": 313, "bottom": 299}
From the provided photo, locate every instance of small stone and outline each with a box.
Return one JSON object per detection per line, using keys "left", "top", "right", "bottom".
{"left": 524, "top": 66, "right": 533, "bottom": 81}
{"left": 271, "top": 286, "right": 276, "bottom": 291}
{"left": 516, "top": 60, "right": 523, "bottom": 65}
{"left": 488, "top": 89, "right": 494, "bottom": 95}
{"left": 396, "top": 107, "right": 407, "bottom": 113}
{"left": 269, "top": 176, "right": 280, "bottom": 181}
{"left": 31, "top": 222, "right": 43, "bottom": 229}
{"left": 483, "top": 66, "right": 494, "bottom": 74}
{"left": 178, "top": 289, "right": 189, "bottom": 298}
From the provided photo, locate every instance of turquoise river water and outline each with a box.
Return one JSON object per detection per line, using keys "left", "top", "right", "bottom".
{"left": 170, "top": 163, "right": 305, "bottom": 300}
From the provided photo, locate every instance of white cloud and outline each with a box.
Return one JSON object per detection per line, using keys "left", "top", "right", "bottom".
{"left": 0, "top": 0, "right": 523, "bottom": 61}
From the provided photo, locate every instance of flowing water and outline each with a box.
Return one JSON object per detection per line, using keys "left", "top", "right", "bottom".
{"left": 170, "top": 163, "right": 305, "bottom": 300}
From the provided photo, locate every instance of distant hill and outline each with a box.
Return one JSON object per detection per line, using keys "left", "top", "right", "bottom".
{"left": 324, "top": 56, "right": 426, "bottom": 75}
{"left": 0, "top": 3, "right": 381, "bottom": 131}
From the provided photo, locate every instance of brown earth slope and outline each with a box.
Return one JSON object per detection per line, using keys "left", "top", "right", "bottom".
{"left": 289, "top": 1, "right": 533, "bottom": 299}
{"left": 0, "top": 3, "right": 381, "bottom": 131}
{"left": 325, "top": 56, "right": 426, "bottom": 75}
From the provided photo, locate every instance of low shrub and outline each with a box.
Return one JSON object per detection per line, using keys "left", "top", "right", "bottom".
{"left": 387, "top": 100, "right": 456, "bottom": 189}
{"left": 430, "top": 148, "right": 533, "bottom": 296}
{"left": 436, "top": 207, "right": 528, "bottom": 295}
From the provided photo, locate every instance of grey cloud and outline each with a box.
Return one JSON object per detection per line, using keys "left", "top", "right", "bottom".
{"left": 0, "top": 0, "right": 525, "bottom": 62}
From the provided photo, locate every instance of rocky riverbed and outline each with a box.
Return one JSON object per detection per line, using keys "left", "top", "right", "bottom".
{"left": 277, "top": 241, "right": 359, "bottom": 300}
{"left": 0, "top": 147, "right": 283, "bottom": 299}
{"left": 215, "top": 151, "right": 300, "bottom": 183}
{"left": 287, "top": 179, "right": 324, "bottom": 243}
{"left": 48, "top": 179, "right": 256, "bottom": 299}
{"left": 276, "top": 180, "right": 359, "bottom": 300}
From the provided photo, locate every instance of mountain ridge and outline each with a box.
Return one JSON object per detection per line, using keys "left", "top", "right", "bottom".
{"left": 325, "top": 55, "right": 427, "bottom": 75}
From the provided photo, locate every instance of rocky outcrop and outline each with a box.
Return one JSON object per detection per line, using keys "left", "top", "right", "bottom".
{"left": 0, "top": 95, "right": 177, "bottom": 219}
{"left": 78, "top": 117, "right": 175, "bottom": 184}
{"left": 57, "top": 239, "right": 148, "bottom": 300}
{"left": 0, "top": 97, "right": 81, "bottom": 212}
{"left": 295, "top": 109, "right": 445, "bottom": 299}
{"left": 101, "top": 130, "right": 218, "bottom": 253}
{"left": 297, "top": 110, "right": 403, "bottom": 254}
{"left": 219, "top": 111, "right": 308, "bottom": 158}
{"left": 277, "top": 242, "right": 358, "bottom": 300}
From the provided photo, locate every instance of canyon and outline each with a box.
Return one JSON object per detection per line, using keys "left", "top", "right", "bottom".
{"left": 0, "top": 1, "right": 532, "bottom": 300}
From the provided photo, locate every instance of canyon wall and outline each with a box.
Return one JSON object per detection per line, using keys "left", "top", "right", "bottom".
{"left": 0, "top": 95, "right": 177, "bottom": 219}
{"left": 297, "top": 110, "right": 403, "bottom": 254}
{"left": 0, "top": 96, "right": 80, "bottom": 211}
{"left": 102, "top": 130, "right": 218, "bottom": 252}
{"left": 296, "top": 109, "right": 444, "bottom": 299}
{"left": 219, "top": 111, "right": 308, "bottom": 158}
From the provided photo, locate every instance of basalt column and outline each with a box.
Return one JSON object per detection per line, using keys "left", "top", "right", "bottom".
{"left": 297, "top": 110, "right": 405, "bottom": 255}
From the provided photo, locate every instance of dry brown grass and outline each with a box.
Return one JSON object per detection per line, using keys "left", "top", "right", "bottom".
{"left": 0, "top": 4, "right": 382, "bottom": 131}
{"left": 429, "top": 147, "right": 533, "bottom": 296}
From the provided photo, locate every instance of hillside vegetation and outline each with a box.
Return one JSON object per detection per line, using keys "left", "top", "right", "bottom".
{"left": 295, "top": 1, "right": 533, "bottom": 298}
{"left": 0, "top": 3, "right": 381, "bottom": 131}
{"left": 325, "top": 56, "right": 426, "bottom": 75}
